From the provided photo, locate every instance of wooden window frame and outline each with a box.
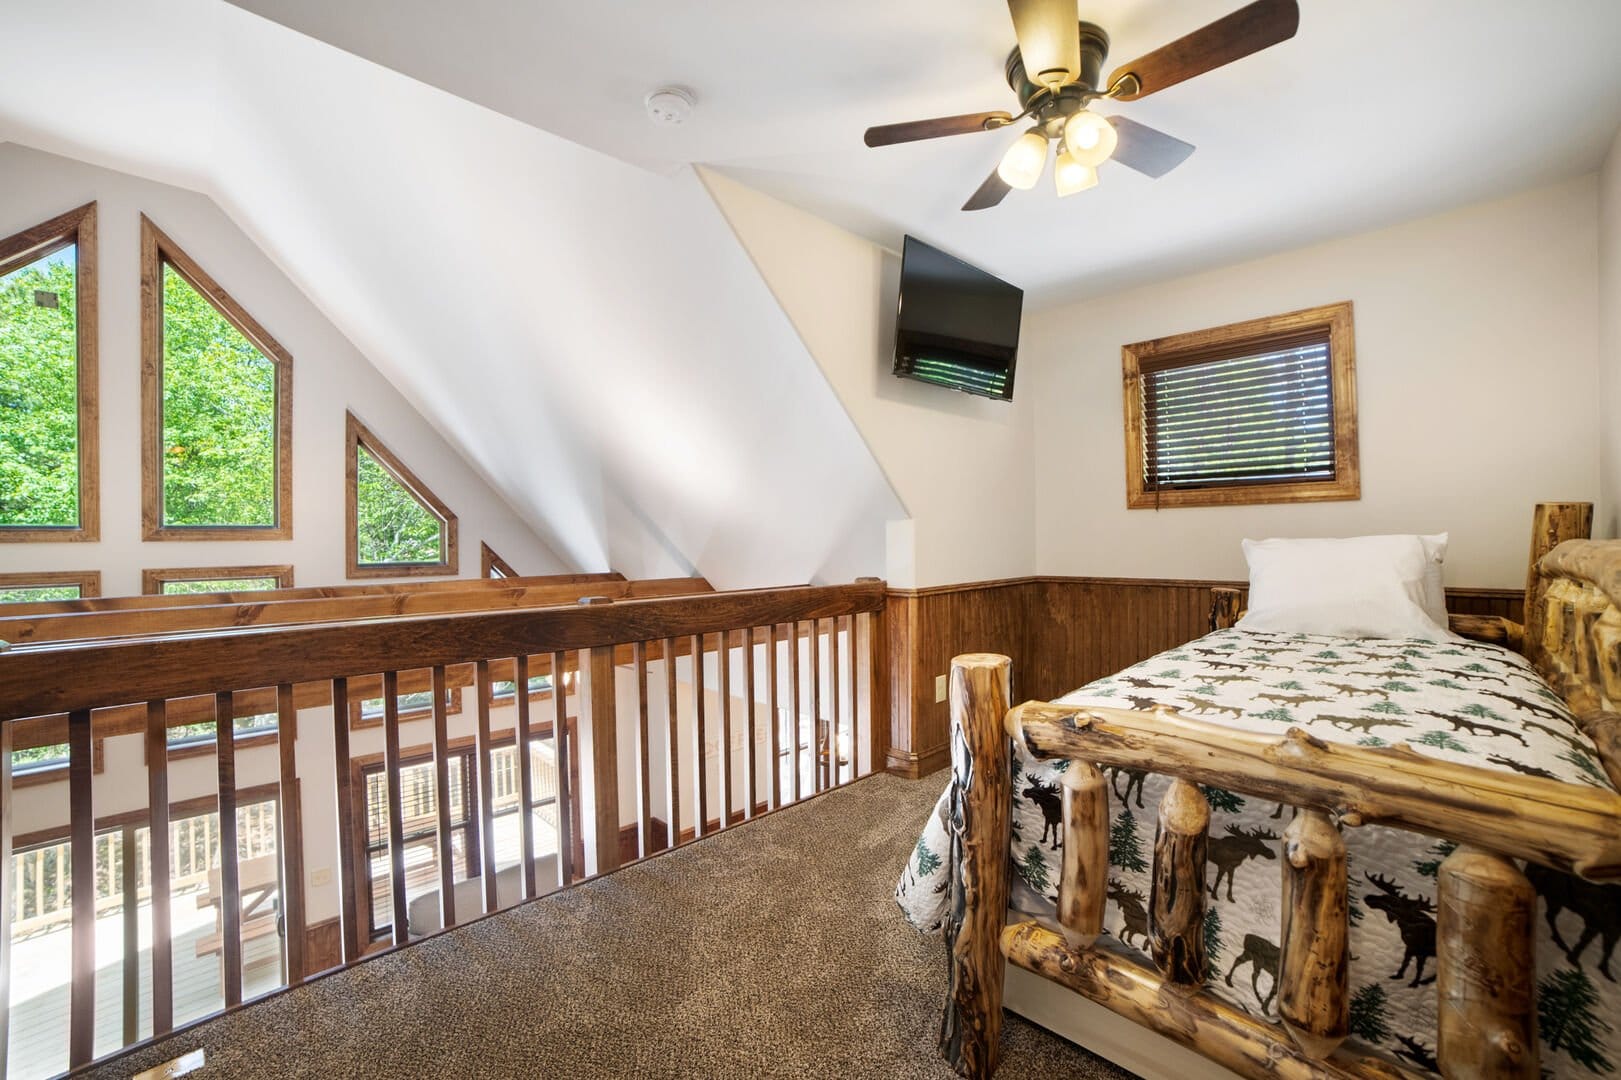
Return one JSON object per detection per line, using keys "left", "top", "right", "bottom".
{"left": 0, "top": 570, "right": 102, "bottom": 600}
{"left": 345, "top": 411, "right": 459, "bottom": 578}
{"left": 480, "top": 542, "right": 517, "bottom": 579}
{"left": 141, "top": 214, "right": 294, "bottom": 541}
{"left": 348, "top": 685, "right": 464, "bottom": 730}
{"left": 1122, "top": 301, "right": 1359, "bottom": 510}
{"left": 141, "top": 565, "right": 296, "bottom": 596}
{"left": 0, "top": 202, "right": 100, "bottom": 541}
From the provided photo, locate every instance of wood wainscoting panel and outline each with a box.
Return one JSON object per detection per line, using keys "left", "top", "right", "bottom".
{"left": 883, "top": 577, "right": 1522, "bottom": 780}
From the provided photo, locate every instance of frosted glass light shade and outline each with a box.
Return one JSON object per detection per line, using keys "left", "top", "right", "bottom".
{"left": 997, "top": 132, "right": 1049, "bottom": 190}
{"left": 1063, "top": 110, "right": 1118, "bottom": 167}
{"left": 1054, "top": 151, "right": 1098, "bottom": 197}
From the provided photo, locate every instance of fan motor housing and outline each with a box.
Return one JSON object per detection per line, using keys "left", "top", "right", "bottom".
{"left": 1006, "top": 21, "right": 1110, "bottom": 116}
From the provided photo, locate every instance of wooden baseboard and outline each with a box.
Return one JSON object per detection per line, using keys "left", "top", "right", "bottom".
{"left": 886, "top": 745, "right": 948, "bottom": 779}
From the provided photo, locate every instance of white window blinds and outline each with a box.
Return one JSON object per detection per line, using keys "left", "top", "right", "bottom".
{"left": 1141, "top": 332, "right": 1335, "bottom": 493}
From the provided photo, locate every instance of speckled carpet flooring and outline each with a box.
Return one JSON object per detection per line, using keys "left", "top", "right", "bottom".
{"left": 94, "top": 773, "right": 1131, "bottom": 1079}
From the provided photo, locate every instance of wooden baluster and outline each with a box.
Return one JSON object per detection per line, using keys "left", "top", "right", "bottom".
{"left": 431, "top": 665, "right": 456, "bottom": 930}
{"left": 830, "top": 616, "right": 843, "bottom": 785}
{"left": 146, "top": 700, "right": 174, "bottom": 1032}
{"left": 1438, "top": 846, "right": 1539, "bottom": 1079}
{"left": 1058, "top": 761, "right": 1109, "bottom": 949}
{"left": 809, "top": 619, "right": 823, "bottom": 791}
{"left": 743, "top": 629, "right": 757, "bottom": 820}
{"left": 579, "top": 598, "right": 620, "bottom": 874}
{"left": 788, "top": 623, "right": 802, "bottom": 804}
{"left": 858, "top": 580, "right": 891, "bottom": 779}
{"left": 331, "top": 677, "right": 361, "bottom": 965}
{"left": 474, "top": 660, "right": 498, "bottom": 911}
{"left": 940, "top": 654, "right": 1013, "bottom": 1079}
{"left": 766, "top": 625, "right": 781, "bottom": 810}
{"left": 514, "top": 656, "right": 538, "bottom": 899}
{"left": 634, "top": 642, "right": 652, "bottom": 858}
{"left": 380, "top": 672, "right": 409, "bottom": 945}
{"left": 551, "top": 650, "right": 574, "bottom": 886}
{"left": 1, "top": 715, "right": 12, "bottom": 1077}
{"left": 275, "top": 684, "right": 305, "bottom": 984}
{"left": 718, "top": 628, "right": 733, "bottom": 829}
{"left": 215, "top": 691, "right": 243, "bottom": 1007}
{"left": 121, "top": 824, "right": 139, "bottom": 1045}
{"left": 1149, "top": 778, "right": 1209, "bottom": 986}
{"left": 662, "top": 638, "right": 679, "bottom": 852}
{"left": 1279, "top": 808, "right": 1347, "bottom": 1059}
{"left": 692, "top": 633, "right": 708, "bottom": 839}
{"left": 68, "top": 708, "right": 95, "bottom": 1067}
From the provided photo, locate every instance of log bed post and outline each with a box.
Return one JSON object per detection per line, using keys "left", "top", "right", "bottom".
{"left": 1436, "top": 846, "right": 1538, "bottom": 1080}
{"left": 1058, "top": 761, "right": 1108, "bottom": 949}
{"left": 1210, "top": 587, "right": 1244, "bottom": 632}
{"left": 1278, "top": 808, "right": 1348, "bottom": 1060}
{"left": 941, "top": 653, "right": 1013, "bottom": 1080}
{"left": 1524, "top": 502, "right": 1592, "bottom": 669}
{"left": 1150, "top": 778, "right": 1210, "bottom": 986}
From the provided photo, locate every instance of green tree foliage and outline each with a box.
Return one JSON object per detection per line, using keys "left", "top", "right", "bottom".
{"left": 355, "top": 445, "right": 444, "bottom": 564}
{"left": 1415, "top": 730, "right": 1468, "bottom": 753}
{"left": 1109, "top": 810, "right": 1146, "bottom": 872}
{"left": 1561, "top": 747, "right": 1610, "bottom": 788}
{"left": 11, "top": 741, "right": 69, "bottom": 770}
{"left": 160, "top": 264, "right": 277, "bottom": 527}
{"left": 0, "top": 583, "right": 79, "bottom": 603}
{"left": 914, "top": 836, "right": 941, "bottom": 877}
{"left": 1349, "top": 983, "right": 1390, "bottom": 1043}
{"left": 1203, "top": 904, "right": 1223, "bottom": 972}
{"left": 0, "top": 251, "right": 79, "bottom": 526}
{"left": 1017, "top": 845, "right": 1051, "bottom": 893}
{"left": 162, "top": 577, "right": 278, "bottom": 595}
{"left": 1413, "top": 839, "right": 1457, "bottom": 879}
{"left": 1538, "top": 967, "right": 1614, "bottom": 1072}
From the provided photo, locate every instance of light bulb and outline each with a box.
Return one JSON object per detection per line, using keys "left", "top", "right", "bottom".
{"left": 1063, "top": 110, "right": 1118, "bottom": 168}
{"left": 997, "top": 131, "right": 1049, "bottom": 191}
{"left": 1054, "top": 151, "right": 1098, "bottom": 197}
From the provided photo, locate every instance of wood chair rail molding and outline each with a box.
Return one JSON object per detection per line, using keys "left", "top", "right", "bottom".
{"left": 140, "top": 214, "right": 292, "bottom": 542}
{"left": 0, "top": 202, "right": 100, "bottom": 543}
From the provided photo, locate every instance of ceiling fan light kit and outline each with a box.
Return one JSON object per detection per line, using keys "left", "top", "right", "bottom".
{"left": 861, "top": 0, "right": 1300, "bottom": 211}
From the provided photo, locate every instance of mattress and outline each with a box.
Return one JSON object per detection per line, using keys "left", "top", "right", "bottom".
{"left": 897, "top": 628, "right": 1621, "bottom": 1077}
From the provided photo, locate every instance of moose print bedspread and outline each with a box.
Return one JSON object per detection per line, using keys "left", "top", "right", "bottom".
{"left": 895, "top": 629, "right": 1621, "bottom": 1076}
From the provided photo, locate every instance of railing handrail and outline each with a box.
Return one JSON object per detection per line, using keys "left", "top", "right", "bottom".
{"left": 0, "top": 575, "right": 717, "bottom": 646}
{"left": 0, "top": 581, "right": 886, "bottom": 720}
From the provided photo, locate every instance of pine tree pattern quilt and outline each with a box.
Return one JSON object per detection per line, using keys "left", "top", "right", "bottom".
{"left": 896, "top": 629, "right": 1621, "bottom": 1076}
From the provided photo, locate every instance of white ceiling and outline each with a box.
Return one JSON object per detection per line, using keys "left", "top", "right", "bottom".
{"left": 224, "top": 0, "right": 1621, "bottom": 304}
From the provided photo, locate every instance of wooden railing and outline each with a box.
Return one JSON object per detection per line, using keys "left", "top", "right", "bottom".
{"left": 0, "top": 577, "right": 887, "bottom": 1075}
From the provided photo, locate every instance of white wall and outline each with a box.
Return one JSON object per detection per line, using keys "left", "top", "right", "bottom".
{"left": 701, "top": 169, "right": 1036, "bottom": 589}
{"left": 1025, "top": 177, "right": 1602, "bottom": 588}
{"left": 1599, "top": 124, "right": 1621, "bottom": 540}
{"left": 0, "top": 143, "right": 568, "bottom": 593}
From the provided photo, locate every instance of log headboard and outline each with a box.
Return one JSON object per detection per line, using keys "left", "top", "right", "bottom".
{"left": 1529, "top": 538, "right": 1621, "bottom": 788}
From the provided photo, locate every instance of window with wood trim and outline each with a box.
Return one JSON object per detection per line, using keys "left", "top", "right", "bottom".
{"left": 349, "top": 685, "right": 463, "bottom": 729}
{"left": 1123, "top": 301, "right": 1359, "bottom": 509}
{"left": 480, "top": 542, "right": 517, "bottom": 579}
{"left": 0, "top": 203, "right": 99, "bottom": 541}
{"left": 0, "top": 570, "right": 101, "bottom": 603}
{"left": 346, "top": 412, "right": 458, "bottom": 578}
{"left": 141, "top": 565, "right": 295, "bottom": 596}
{"left": 141, "top": 215, "right": 293, "bottom": 540}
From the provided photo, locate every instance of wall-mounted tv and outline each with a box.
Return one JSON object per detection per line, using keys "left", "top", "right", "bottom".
{"left": 893, "top": 235, "right": 1023, "bottom": 401}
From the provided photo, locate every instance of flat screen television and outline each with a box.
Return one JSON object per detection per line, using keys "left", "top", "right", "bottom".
{"left": 893, "top": 235, "right": 1023, "bottom": 401}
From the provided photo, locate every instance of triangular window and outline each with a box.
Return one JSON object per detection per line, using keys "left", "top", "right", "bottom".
{"left": 346, "top": 412, "right": 458, "bottom": 577}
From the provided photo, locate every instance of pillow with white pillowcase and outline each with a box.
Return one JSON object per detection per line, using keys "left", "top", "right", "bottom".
{"left": 1239, "top": 534, "right": 1454, "bottom": 640}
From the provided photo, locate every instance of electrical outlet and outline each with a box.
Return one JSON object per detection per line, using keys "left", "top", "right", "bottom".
{"left": 935, "top": 674, "right": 948, "bottom": 703}
{"left": 311, "top": 867, "right": 332, "bottom": 887}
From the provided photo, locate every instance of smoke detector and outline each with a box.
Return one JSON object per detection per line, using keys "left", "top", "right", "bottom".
{"left": 644, "top": 87, "right": 696, "bottom": 126}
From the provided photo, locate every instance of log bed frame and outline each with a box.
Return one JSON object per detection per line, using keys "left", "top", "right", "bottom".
{"left": 939, "top": 503, "right": 1621, "bottom": 1080}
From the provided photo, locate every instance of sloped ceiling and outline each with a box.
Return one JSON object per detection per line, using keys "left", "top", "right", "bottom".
{"left": 223, "top": 0, "right": 1621, "bottom": 304}
{"left": 0, "top": 0, "right": 905, "bottom": 588}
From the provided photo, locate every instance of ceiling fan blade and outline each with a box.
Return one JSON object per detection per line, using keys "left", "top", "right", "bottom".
{"left": 864, "top": 111, "right": 1013, "bottom": 147}
{"left": 1106, "top": 0, "right": 1299, "bottom": 101}
{"left": 1007, "top": 0, "right": 1082, "bottom": 88}
{"left": 1108, "top": 116, "right": 1195, "bottom": 178}
{"left": 962, "top": 169, "right": 1012, "bottom": 212}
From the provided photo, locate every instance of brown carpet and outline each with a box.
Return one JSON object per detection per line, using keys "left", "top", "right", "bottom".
{"left": 94, "top": 773, "right": 1131, "bottom": 1079}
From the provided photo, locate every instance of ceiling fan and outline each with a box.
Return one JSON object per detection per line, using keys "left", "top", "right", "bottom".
{"left": 863, "top": 0, "right": 1300, "bottom": 210}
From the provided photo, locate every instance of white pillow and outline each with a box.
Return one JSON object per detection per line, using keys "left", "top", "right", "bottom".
{"left": 1239, "top": 534, "right": 1453, "bottom": 640}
